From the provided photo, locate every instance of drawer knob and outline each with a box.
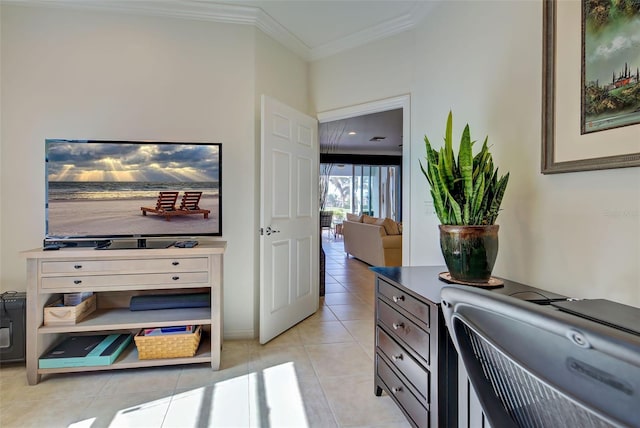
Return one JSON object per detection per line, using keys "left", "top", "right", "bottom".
{"left": 73, "top": 280, "right": 82, "bottom": 284}
{"left": 391, "top": 387, "right": 403, "bottom": 394}
{"left": 392, "top": 322, "right": 404, "bottom": 330}
{"left": 74, "top": 265, "right": 83, "bottom": 269}
{"left": 392, "top": 354, "right": 403, "bottom": 361}
{"left": 392, "top": 295, "right": 405, "bottom": 303}
{"left": 172, "top": 276, "right": 180, "bottom": 281}
{"left": 172, "top": 261, "right": 180, "bottom": 266}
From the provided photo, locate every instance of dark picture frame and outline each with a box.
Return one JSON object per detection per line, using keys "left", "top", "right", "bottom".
{"left": 542, "top": 0, "right": 640, "bottom": 174}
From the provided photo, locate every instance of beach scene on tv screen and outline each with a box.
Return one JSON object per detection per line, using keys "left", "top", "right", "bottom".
{"left": 46, "top": 141, "right": 220, "bottom": 238}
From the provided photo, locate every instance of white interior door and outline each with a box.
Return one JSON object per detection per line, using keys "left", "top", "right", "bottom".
{"left": 260, "top": 95, "right": 319, "bottom": 344}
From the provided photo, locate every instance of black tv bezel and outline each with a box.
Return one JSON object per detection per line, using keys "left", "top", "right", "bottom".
{"left": 44, "top": 139, "right": 222, "bottom": 247}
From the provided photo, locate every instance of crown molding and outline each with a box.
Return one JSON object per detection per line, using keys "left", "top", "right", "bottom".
{"left": 1, "top": 0, "right": 432, "bottom": 61}
{"left": 252, "top": 7, "right": 310, "bottom": 59}
{"left": 308, "top": 2, "right": 436, "bottom": 61}
{"left": 2, "top": 0, "right": 312, "bottom": 58}
{"left": 309, "top": 12, "right": 413, "bottom": 61}
{"left": 2, "top": 1, "right": 257, "bottom": 24}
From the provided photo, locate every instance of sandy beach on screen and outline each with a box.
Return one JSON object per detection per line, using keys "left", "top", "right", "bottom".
{"left": 48, "top": 196, "right": 220, "bottom": 237}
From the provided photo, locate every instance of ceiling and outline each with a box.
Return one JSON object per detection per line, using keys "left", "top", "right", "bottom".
{"left": 232, "top": 0, "right": 434, "bottom": 59}
{"left": 231, "top": 1, "right": 414, "bottom": 156}
{"left": 10, "top": 0, "right": 418, "bottom": 155}
{"left": 232, "top": 1, "right": 414, "bottom": 155}
{"left": 320, "top": 109, "right": 403, "bottom": 156}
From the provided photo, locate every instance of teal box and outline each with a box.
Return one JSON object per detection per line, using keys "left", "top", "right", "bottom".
{"left": 39, "top": 333, "right": 132, "bottom": 368}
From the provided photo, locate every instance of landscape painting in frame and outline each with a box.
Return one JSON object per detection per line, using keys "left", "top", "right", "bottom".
{"left": 582, "top": 0, "right": 640, "bottom": 134}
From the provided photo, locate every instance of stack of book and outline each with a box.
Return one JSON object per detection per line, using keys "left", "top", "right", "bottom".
{"left": 39, "top": 333, "right": 132, "bottom": 368}
{"left": 63, "top": 292, "right": 94, "bottom": 306}
{"left": 142, "top": 325, "right": 196, "bottom": 336}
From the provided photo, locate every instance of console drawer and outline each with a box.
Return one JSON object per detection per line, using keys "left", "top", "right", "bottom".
{"left": 378, "top": 279, "right": 429, "bottom": 330}
{"left": 377, "top": 327, "right": 430, "bottom": 402}
{"left": 377, "top": 355, "right": 429, "bottom": 428}
{"left": 41, "top": 257, "right": 209, "bottom": 275}
{"left": 378, "top": 300, "right": 430, "bottom": 363}
{"left": 41, "top": 271, "right": 210, "bottom": 289}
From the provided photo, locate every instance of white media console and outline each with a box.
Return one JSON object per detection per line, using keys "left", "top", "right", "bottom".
{"left": 22, "top": 242, "right": 226, "bottom": 385}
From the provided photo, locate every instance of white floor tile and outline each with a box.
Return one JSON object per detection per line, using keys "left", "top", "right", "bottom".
{"left": 1, "top": 240, "right": 408, "bottom": 427}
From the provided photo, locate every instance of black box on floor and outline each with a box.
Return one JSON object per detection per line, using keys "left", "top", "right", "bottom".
{"left": 0, "top": 292, "right": 26, "bottom": 363}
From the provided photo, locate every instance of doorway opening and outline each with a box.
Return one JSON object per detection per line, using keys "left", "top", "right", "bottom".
{"left": 317, "top": 95, "right": 410, "bottom": 264}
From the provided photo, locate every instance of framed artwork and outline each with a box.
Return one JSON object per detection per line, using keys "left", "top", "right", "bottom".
{"left": 582, "top": 0, "right": 640, "bottom": 134}
{"left": 542, "top": 0, "right": 640, "bottom": 174}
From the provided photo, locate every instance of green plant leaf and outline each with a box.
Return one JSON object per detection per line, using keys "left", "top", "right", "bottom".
{"left": 458, "top": 124, "right": 473, "bottom": 224}
{"left": 421, "top": 135, "right": 450, "bottom": 224}
{"left": 420, "top": 135, "right": 439, "bottom": 188}
{"left": 470, "top": 172, "right": 485, "bottom": 223}
{"left": 447, "top": 191, "right": 463, "bottom": 224}
{"left": 431, "top": 189, "right": 448, "bottom": 224}
{"left": 429, "top": 161, "right": 449, "bottom": 223}
{"left": 473, "top": 137, "right": 490, "bottom": 180}
{"left": 441, "top": 113, "right": 456, "bottom": 190}
{"left": 421, "top": 112, "right": 508, "bottom": 225}
{"left": 487, "top": 171, "right": 509, "bottom": 224}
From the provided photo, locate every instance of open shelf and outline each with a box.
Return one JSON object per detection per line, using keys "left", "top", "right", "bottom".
{"left": 22, "top": 243, "right": 225, "bottom": 385}
{"left": 38, "top": 336, "right": 212, "bottom": 374}
{"left": 39, "top": 307, "right": 212, "bottom": 334}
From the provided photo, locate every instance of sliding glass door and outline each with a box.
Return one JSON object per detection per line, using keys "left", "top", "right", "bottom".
{"left": 321, "top": 163, "right": 401, "bottom": 222}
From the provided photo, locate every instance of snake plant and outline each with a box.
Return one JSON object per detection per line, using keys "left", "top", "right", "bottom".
{"left": 420, "top": 112, "right": 509, "bottom": 225}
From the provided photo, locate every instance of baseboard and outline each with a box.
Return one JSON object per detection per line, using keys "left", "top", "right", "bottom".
{"left": 223, "top": 329, "right": 255, "bottom": 340}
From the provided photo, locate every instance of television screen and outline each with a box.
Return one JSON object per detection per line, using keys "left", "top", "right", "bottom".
{"left": 45, "top": 140, "right": 222, "bottom": 244}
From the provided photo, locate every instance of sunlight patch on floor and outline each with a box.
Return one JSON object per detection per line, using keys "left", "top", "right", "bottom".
{"left": 164, "top": 375, "right": 250, "bottom": 427}
{"left": 250, "top": 362, "right": 309, "bottom": 427}
{"left": 65, "top": 362, "right": 309, "bottom": 428}
{"left": 68, "top": 417, "right": 96, "bottom": 428}
{"left": 68, "top": 395, "right": 172, "bottom": 428}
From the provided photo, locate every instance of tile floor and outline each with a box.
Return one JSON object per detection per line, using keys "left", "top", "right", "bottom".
{"left": 0, "top": 237, "right": 410, "bottom": 428}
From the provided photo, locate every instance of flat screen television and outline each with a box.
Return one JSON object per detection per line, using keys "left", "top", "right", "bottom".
{"left": 44, "top": 139, "right": 222, "bottom": 249}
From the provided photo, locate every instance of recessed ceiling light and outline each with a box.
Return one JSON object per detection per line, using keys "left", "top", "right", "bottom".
{"left": 348, "top": 131, "right": 357, "bottom": 135}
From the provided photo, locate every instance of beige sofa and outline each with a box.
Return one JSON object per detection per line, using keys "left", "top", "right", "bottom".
{"left": 343, "top": 219, "right": 402, "bottom": 266}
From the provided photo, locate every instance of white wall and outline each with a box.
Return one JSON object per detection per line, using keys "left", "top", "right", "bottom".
{"left": 0, "top": 4, "right": 3, "bottom": 281}
{"left": 255, "top": 30, "right": 310, "bottom": 116}
{"left": 311, "top": 0, "right": 640, "bottom": 306}
{"left": 0, "top": 5, "right": 310, "bottom": 338}
{"left": 253, "top": 30, "right": 312, "bottom": 334}
{"left": 310, "top": 31, "right": 413, "bottom": 112}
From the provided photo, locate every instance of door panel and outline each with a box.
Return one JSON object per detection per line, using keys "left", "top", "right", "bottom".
{"left": 271, "top": 150, "right": 291, "bottom": 218}
{"left": 260, "top": 95, "right": 319, "bottom": 344}
{"left": 296, "top": 236, "right": 312, "bottom": 298}
{"left": 297, "top": 157, "right": 313, "bottom": 217}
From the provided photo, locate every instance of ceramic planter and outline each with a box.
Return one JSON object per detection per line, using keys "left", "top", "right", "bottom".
{"left": 439, "top": 225, "right": 499, "bottom": 283}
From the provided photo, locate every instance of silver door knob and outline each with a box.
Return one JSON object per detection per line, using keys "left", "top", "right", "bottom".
{"left": 265, "top": 226, "right": 280, "bottom": 236}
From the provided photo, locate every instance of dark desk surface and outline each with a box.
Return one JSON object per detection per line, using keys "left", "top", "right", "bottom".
{"left": 370, "top": 266, "right": 567, "bottom": 304}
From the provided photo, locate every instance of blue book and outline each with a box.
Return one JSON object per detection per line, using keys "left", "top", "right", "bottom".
{"left": 39, "top": 333, "right": 132, "bottom": 368}
{"left": 129, "top": 293, "right": 210, "bottom": 311}
{"left": 143, "top": 325, "right": 194, "bottom": 336}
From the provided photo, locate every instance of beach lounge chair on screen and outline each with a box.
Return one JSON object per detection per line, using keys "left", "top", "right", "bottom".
{"left": 178, "top": 191, "right": 210, "bottom": 219}
{"left": 140, "top": 191, "right": 179, "bottom": 221}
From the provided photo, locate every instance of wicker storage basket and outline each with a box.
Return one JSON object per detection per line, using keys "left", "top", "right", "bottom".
{"left": 134, "top": 325, "right": 202, "bottom": 360}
